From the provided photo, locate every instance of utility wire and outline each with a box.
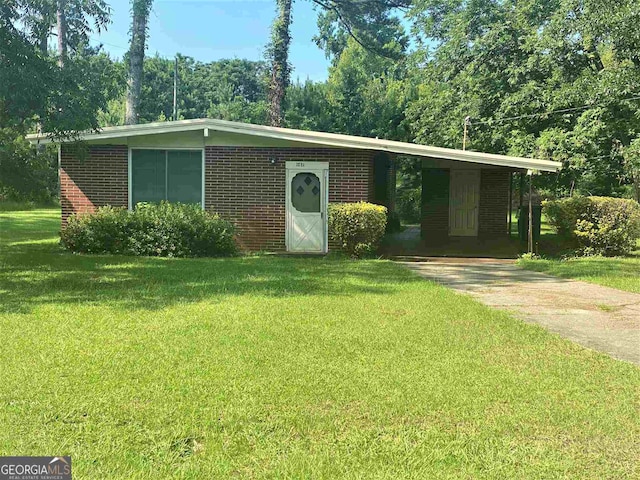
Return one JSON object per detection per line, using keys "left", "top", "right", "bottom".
{"left": 469, "top": 95, "right": 640, "bottom": 125}
{"left": 90, "top": 38, "right": 128, "bottom": 51}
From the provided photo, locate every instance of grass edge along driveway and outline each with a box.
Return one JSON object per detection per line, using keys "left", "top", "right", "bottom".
{"left": 1, "top": 208, "right": 639, "bottom": 479}
{"left": 518, "top": 255, "right": 640, "bottom": 294}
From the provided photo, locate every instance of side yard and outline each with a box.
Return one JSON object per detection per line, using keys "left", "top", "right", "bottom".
{"left": 0, "top": 209, "right": 639, "bottom": 479}
{"left": 517, "top": 214, "right": 640, "bottom": 294}
{"left": 518, "top": 255, "right": 640, "bottom": 294}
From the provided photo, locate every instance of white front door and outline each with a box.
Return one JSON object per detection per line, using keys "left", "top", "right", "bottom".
{"left": 286, "top": 161, "right": 329, "bottom": 253}
{"left": 449, "top": 169, "right": 480, "bottom": 236}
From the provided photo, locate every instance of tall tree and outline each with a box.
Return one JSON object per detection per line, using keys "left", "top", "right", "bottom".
{"left": 1, "top": 0, "right": 116, "bottom": 200}
{"left": 125, "top": 0, "right": 153, "bottom": 125}
{"left": 406, "top": 0, "right": 640, "bottom": 196}
{"left": 266, "top": 0, "right": 411, "bottom": 127}
{"left": 56, "top": 0, "right": 67, "bottom": 66}
{"left": 266, "top": 0, "right": 293, "bottom": 126}
{"left": 20, "top": 0, "right": 109, "bottom": 59}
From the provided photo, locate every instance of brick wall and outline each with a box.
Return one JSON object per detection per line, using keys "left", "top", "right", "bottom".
{"left": 60, "top": 144, "right": 373, "bottom": 250}
{"left": 421, "top": 168, "right": 450, "bottom": 242}
{"left": 371, "top": 151, "right": 395, "bottom": 209}
{"left": 387, "top": 156, "right": 397, "bottom": 212}
{"left": 204, "top": 146, "right": 373, "bottom": 251}
{"left": 420, "top": 167, "right": 509, "bottom": 241}
{"left": 478, "top": 169, "right": 509, "bottom": 238}
{"left": 60, "top": 145, "right": 128, "bottom": 224}
{"left": 60, "top": 143, "right": 510, "bottom": 249}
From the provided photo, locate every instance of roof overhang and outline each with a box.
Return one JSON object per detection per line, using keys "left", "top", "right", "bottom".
{"left": 26, "top": 118, "right": 562, "bottom": 172}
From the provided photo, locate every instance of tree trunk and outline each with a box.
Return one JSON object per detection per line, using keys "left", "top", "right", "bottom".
{"left": 56, "top": 0, "right": 66, "bottom": 67}
{"left": 126, "top": 0, "right": 151, "bottom": 125}
{"left": 267, "top": 0, "right": 292, "bottom": 127}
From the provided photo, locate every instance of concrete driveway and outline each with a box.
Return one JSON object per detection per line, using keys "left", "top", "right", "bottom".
{"left": 398, "top": 259, "right": 640, "bottom": 365}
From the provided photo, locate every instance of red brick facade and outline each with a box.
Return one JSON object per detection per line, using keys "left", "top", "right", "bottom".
{"left": 60, "top": 144, "right": 375, "bottom": 251}
{"left": 204, "top": 146, "right": 374, "bottom": 250}
{"left": 421, "top": 167, "right": 510, "bottom": 241}
{"left": 478, "top": 169, "right": 510, "bottom": 238}
{"left": 60, "top": 143, "right": 512, "bottom": 251}
{"left": 60, "top": 145, "right": 128, "bottom": 224}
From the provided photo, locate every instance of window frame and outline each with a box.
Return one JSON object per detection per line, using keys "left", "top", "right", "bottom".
{"left": 128, "top": 147, "right": 205, "bottom": 210}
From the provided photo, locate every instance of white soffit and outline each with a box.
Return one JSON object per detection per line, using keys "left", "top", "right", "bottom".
{"left": 26, "top": 118, "right": 562, "bottom": 172}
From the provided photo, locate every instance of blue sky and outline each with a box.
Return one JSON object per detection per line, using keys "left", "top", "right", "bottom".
{"left": 89, "top": 0, "right": 332, "bottom": 82}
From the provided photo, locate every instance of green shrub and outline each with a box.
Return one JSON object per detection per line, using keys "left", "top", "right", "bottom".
{"left": 544, "top": 196, "right": 640, "bottom": 256}
{"left": 61, "top": 202, "right": 237, "bottom": 257}
{"left": 328, "top": 202, "right": 387, "bottom": 258}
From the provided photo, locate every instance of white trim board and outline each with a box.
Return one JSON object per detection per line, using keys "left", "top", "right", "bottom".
{"left": 27, "top": 118, "right": 562, "bottom": 172}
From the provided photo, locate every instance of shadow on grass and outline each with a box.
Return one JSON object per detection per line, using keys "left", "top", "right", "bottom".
{"left": 0, "top": 236, "right": 420, "bottom": 314}
{"left": 0, "top": 210, "right": 63, "bottom": 245}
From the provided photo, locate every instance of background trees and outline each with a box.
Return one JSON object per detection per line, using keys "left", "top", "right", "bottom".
{"left": 2, "top": 0, "right": 639, "bottom": 204}
{"left": 0, "top": 0, "right": 117, "bottom": 200}
{"left": 265, "top": 0, "right": 411, "bottom": 126}
{"left": 406, "top": 0, "right": 640, "bottom": 197}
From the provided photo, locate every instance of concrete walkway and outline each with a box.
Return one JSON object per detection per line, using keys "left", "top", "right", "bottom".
{"left": 399, "top": 259, "right": 640, "bottom": 365}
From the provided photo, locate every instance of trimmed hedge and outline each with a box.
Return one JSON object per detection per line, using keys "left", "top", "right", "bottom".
{"left": 328, "top": 202, "right": 387, "bottom": 258}
{"left": 61, "top": 202, "right": 237, "bottom": 257}
{"left": 544, "top": 196, "right": 640, "bottom": 256}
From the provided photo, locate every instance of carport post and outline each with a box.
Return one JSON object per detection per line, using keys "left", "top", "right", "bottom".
{"left": 508, "top": 172, "right": 513, "bottom": 237}
{"left": 527, "top": 170, "right": 534, "bottom": 254}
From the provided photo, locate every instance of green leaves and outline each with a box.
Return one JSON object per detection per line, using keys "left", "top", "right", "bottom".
{"left": 328, "top": 202, "right": 388, "bottom": 258}
{"left": 407, "top": 0, "right": 640, "bottom": 197}
{"left": 60, "top": 202, "right": 238, "bottom": 257}
{"left": 544, "top": 196, "right": 640, "bottom": 255}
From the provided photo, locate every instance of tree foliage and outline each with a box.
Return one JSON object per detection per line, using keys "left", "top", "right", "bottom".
{"left": 266, "top": 0, "right": 411, "bottom": 128}
{"left": 3, "top": 0, "right": 640, "bottom": 205}
{"left": 0, "top": 0, "right": 116, "bottom": 200}
{"left": 406, "top": 0, "right": 640, "bottom": 197}
{"left": 101, "top": 56, "right": 269, "bottom": 126}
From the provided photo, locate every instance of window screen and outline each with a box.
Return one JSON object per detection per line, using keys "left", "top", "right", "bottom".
{"left": 131, "top": 149, "right": 166, "bottom": 205}
{"left": 291, "top": 172, "right": 320, "bottom": 212}
{"left": 131, "top": 149, "right": 202, "bottom": 207}
{"left": 167, "top": 150, "right": 202, "bottom": 204}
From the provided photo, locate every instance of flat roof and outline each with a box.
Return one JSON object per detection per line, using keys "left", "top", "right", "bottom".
{"left": 27, "top": 118, "right": 562, "bottom": 172}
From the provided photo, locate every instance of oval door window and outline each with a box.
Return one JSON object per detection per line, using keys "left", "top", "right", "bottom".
{"left": 291, "top": 172, "right": 321, "bottom": 212}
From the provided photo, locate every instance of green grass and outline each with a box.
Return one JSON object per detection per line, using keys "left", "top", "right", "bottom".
{"left": 1, "top": 209, "right": 639, "bottom": 479}
{"left": 509, "top": 210, "right": 640, "bottom": 293}
{"left": 0, "top": 199, "right": 59, "bottom": 211}
{"left": 514, "top": 213, "right": 640, "bottom": 293}
{"left": 518, "top": 255, "right": 640, "bottom": 293}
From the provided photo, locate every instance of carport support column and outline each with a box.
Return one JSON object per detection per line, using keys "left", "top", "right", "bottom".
{"left": 508, "top": 172, "right": 513, "bottom": 237}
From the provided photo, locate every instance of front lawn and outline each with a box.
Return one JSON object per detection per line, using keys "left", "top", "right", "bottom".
{"left": 1, "top": 209, "right": 639, "bottom": 479}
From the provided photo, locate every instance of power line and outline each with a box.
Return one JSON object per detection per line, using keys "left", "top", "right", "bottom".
{"left": 469, "top": 95, "right": 640, "bottom": 126}
{"left": 91, "top": 39, "right": 128, "bottom": 51}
